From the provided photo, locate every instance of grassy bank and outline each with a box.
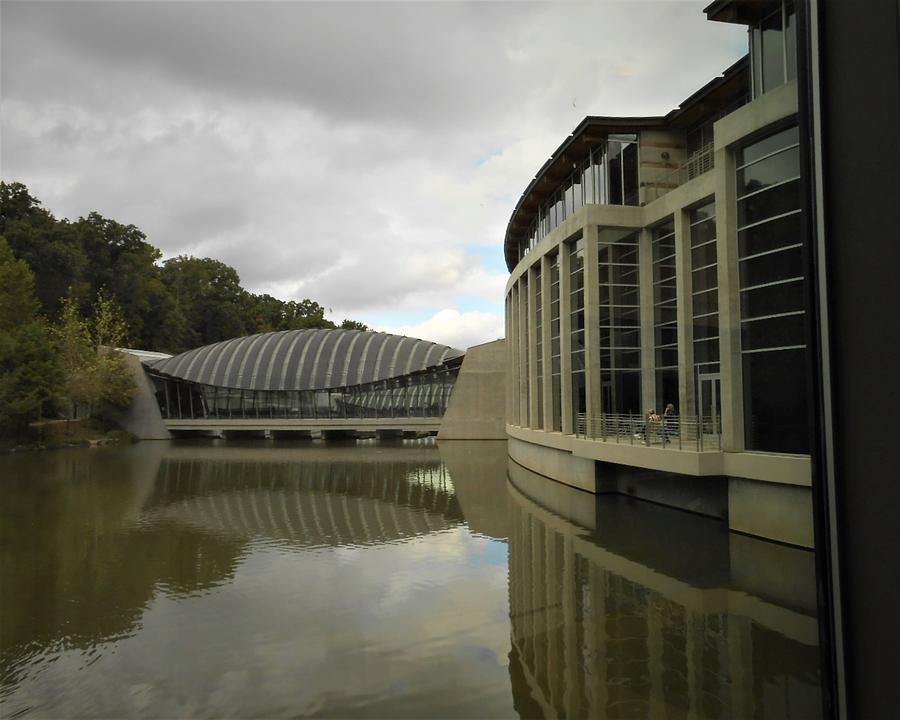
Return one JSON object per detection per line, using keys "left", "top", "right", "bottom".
{"left": 1, "top": 418, "right": 136, "bottom": 453}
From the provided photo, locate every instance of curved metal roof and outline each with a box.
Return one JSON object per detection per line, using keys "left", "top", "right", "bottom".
{"left": 149, "top": 329, "right": 464, "bottom": 391}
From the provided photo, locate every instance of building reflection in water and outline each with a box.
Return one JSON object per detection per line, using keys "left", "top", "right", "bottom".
{"left": 505, "top": 459, "right": 821, "bottom": 720}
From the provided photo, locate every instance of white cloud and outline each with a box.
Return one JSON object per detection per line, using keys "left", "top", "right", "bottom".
{"left": 377, "top": 309, "right": 505, "bottom": 351}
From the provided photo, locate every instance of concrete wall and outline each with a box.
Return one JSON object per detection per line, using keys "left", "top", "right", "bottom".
{"left": 438, "top": 339, "right": 507, "bottom": 440}
{"left": 119, "top": 353, "right": 171, "bottom": 440}
{"left": 729, "top": 476, "right": 814, "bottom": 548}
{"left": 507, "top": 435, "right": 595, "bottom": 493}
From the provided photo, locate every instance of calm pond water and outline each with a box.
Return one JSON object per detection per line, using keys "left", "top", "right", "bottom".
{"left": 0, "top": 439, "right": 822, "bottom": 718}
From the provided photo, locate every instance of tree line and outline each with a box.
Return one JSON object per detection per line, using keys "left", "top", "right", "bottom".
{"left": 0, "top": 181, "right": 368, "bottom": 437}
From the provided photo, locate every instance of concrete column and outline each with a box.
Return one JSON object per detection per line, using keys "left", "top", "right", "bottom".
{"left": 715, "top": 146, "right": 745, "bottom": 451}
{"left": 541, "top": 255, "right": 553, "bottom": 431}
{"left": 583, "top": 223, "right": 602, "bottom": 423}
{"left": 517, "top": 278, "right": 529, "bottom": 427}
{"left": 675, "top": 209, "right": 695, "bottom": 422}
{"left": 527, "top": 265, "right": 540, "bottom": 427}
{"left": 639, "top": 228, "right": 656, "bottom": 413}
{"left": 559, "top": 240, "right": 573, "bottom": 434}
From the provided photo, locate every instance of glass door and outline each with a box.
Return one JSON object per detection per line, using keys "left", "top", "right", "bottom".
{"left": 698, "top": 373, "right": 721, "bottom": 450}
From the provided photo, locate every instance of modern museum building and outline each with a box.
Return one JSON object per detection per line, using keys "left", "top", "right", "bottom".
{"left": 503, "top": 0, "right": 814, "bottom": 547}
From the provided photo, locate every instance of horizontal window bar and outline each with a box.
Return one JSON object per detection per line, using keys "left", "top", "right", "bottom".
{"left": 739, "top": 276, "right": 804, "bottom": 292}
{"left": 738, "top": 242, "right": 803, "bottom": 263}
{"left": 736, "top": 208, "right": 802, "bottom": 233}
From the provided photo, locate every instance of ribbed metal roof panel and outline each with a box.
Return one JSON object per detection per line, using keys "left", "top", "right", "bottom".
{"left": 150, "top": 329, "right": 463, "bottom": 391}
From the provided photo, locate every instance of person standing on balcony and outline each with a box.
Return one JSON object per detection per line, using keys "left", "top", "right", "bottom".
{"left": 661, "top": 403, "right": 676, "bottom": 445}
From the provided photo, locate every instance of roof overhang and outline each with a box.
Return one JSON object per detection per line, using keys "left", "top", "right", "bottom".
{"left": 502, "top": 56, "right": 749, "bottom": 272}
{"left": 704, "top": 0, "right": 780, "bottom": 25}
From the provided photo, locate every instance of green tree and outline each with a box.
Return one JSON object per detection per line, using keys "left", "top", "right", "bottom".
{"left": 340, "top": 319, "right": 369, "bottom": 331}
{"left": 55, "top": 296, "right": 99, "bottom": 419}
{"left": 92, "top": 290, "right": 135, "bottom": 409}
{"left": 161, "top": 256, "right": 250, "bottom": 346}
{"left": 0, "top": 181, "right": 87, "bottom": 318}
{"left": 0, "top": 236, "right": 61, "bottom": 435}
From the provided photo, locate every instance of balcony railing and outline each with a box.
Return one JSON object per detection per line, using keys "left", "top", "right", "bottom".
{"left": 574, "top": 412, "right": 722, "bottom": 452}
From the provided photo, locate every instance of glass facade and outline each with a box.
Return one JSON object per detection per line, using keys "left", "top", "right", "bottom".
{"left": 652, "top": 220, "right": 679, "bottom": 412}
{"left": 151, "top": 363, "right": 459, "bottom": 421}
{"left": 598, "top": 231, "right": 642, "bottom": 415}
{"left": 534, "top": 265, "right": 544, "bottom": 429}
{"left": 519, "top": 135, "right": 639, "bottom": 262}
{"left": 549, "top": 253, "right": 562, "bottom": 431}
{"left": 569, "top": 239, "right": 585, "bottom": 423}
{"left": 737, "top": 125, "right": 807, "bottom": 453}
{"left": 750, "top": 1, "right": 797, "bottom": 97}
{"left": 690, "top": 200, "right": 720, "bottom": 382}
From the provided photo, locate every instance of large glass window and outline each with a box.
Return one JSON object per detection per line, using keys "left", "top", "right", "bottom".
{"left": 750, "top": 1, "right": 797, "bottom": 97}
{"left": 515, "top": 135, "right": 638, "bottom": 262}
{"left": 598, "top": 230, "right": 641, "bottom": 415}
{"left": 737, "top": 125, "right": 807, "bottom": 453}
{"left": 569, "top": 239, "right": 585, "bottom": 425}
{"left": 690, "top": 199, "right": 720, "bottom": 393}
{"left": 521, "top": 275, "right": 530, "bottom": 427}
{"left": 549, "top": 253, "right": 562, "bottom": 431}
{"left": 652, "top": 220, "right": 679, "bottom": 412}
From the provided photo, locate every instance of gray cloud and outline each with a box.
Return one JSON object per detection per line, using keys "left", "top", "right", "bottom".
{"left": 1, "top": 1, "right": 746, "bottom": 342}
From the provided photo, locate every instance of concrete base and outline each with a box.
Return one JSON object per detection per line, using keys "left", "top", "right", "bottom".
{"left": 438, "top": 339, "right": 506, "bottom": 440}
{"left": 118, "top": 353, "right": 171, "bottom": 440}
{"left": 507, "top": 435, "right": 595, "bottom": 493}
{"left": 729, "top": 476, "right": 815, "bottom": 548}
{"left": 507, "top": 434, "right": 815, "bottom": 548}
{"left": 596, "top": 461, "right": 728, "bottom": 520}
{"left": 376, "top": 429, "right": 404, "bottom": 439}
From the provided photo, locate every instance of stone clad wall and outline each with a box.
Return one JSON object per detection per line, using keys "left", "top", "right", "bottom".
{"left": 437, "top": 339, "right": 506, "bottom": 440}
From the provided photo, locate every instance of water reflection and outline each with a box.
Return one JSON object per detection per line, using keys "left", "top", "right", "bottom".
{"left": 506, "top": 460, "right": 821, "bottom": 719}
{"left": 0, "top": 441, "right": 821, "bottom": 718}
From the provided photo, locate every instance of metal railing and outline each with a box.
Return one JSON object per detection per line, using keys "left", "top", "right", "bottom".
{"left": 574, "top": 413, "right": 721, "bottom": 451}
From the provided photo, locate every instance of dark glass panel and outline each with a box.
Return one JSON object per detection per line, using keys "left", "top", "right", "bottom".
{"left": 742, "top": 348, "right": 809, "bottom": 453}
{"left": 571, "top": 330, "right": 585, "bottom": 352}
{"left": 655, "top": 327, "right": 679, "bottom": 349}
{"left": 739, "top": 126, "right": 799, "bottom": 166}
{"left": 690, "top": 217, "right": 717, "bottom": 248}
{"left": 572, "top": 373, "right": 586, "bottom": 416}
{"left": 608, "top": 142, "right": 623, "bottom": 205}
{"left": 572, "top": 351, "right": 585, "bottom": 372}
{"left": 738, "top": 147, "right": 800, "bottom": 197}
{"left": 656, "top": 369, "right": 680, "bottom": 409}
{"left": 693, "top": 287, "right": 719, "bottom": 320}
{"left": 616, "top": 371, "right": 643, "bottom": 415}
{"left": 742, "top": 313, "right": 805, "bottom": 350}
{"left": 692, "top": 265, "right": 718, "bottom": 292}
{"left": 741, "top": 279, "right": 804, "bottom": 320}
{"left": 738, "top": 179, "right": 801, "bottom": 228}
{"left": 738, "top": 212, "right": 802, "bottom": 258}
{"left": 612, "top": 285, "right": 640, "bottom": 306}
{"left": 739, "top": 245, "right": 803, "bottom": 288}
{"left": 614, "top": 349, "right": 642, "bottom": 370}
{"left": 761, "top": 8, "right": 785, "bottom": 93}
{"left": 612, "top": 244, "right": 639, "bottom": 264}
{"left": 613, "top": 328, "right": 641, "bottom": 348}
{"left": 694, "top": 315, "right": 719, "bottom": 340}
{"left": 785, "top": 3, "right": 797, "bottom": 81}
{"left": 694, "top": 337, "right": 720, "bottom": 364}
{"left": 623, "top": 143, "right": 639, "bottom": 205}
{"left": 691, "top": 200, "right": 716, "bottom": 225}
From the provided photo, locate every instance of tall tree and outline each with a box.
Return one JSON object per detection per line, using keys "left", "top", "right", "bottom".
{"left": 0, "top": 236, "right": 61, "bottom": 434}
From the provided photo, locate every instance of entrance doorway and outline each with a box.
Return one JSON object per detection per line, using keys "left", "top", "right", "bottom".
{"left": 698, "top": 373, "right": 721, "bottom": 449}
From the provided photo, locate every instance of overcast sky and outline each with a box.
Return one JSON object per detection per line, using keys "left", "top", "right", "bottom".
{"left": 1, "top": 0, "right": 746, "bottom": 350}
